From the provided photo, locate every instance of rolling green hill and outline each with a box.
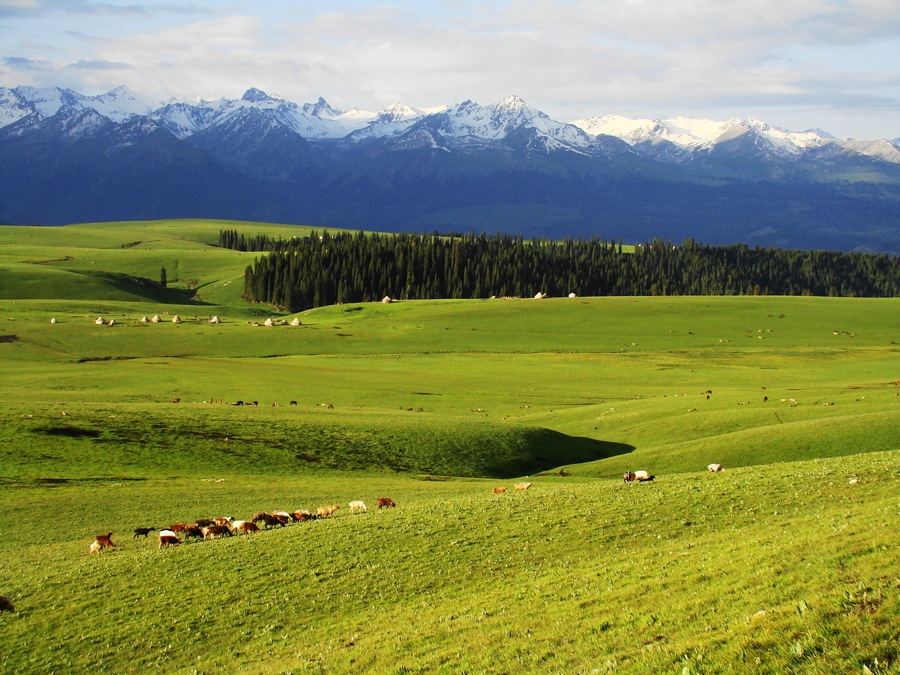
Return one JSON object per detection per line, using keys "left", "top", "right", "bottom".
{"left": 0, "top": 219, "right": 898, "bottom": 674}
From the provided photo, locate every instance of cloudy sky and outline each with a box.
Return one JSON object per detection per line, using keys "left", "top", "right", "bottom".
{"left": 1, "top": 0, "right": 899, "bottom": 139}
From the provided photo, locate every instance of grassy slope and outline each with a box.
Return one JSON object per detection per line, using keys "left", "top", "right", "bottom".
{"left": 0, "top": 219, "right": 899, "bottom": 674}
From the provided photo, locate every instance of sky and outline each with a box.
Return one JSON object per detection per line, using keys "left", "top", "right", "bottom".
{"left": 1, "top": 0, "right": 899, "bottom": 140}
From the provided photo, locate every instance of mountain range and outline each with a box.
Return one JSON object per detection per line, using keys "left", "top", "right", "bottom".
{"left": 1, "top": 85, "right": 899, "bottom": 252}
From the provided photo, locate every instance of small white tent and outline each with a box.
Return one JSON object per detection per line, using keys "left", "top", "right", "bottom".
{"left": 171, "top": 315, "right": 182, "bottom": 323}
{"left": 94, "top": 317, "right": 105, "bottom": 325}
{"left": 264, "top": 318, "right": 274, "bottom": 327}
{"left": 209, "top": 316, "right": 221, "bottom": 324}
{"left": 290, "top": 318, "right": 302, "bottom": 326}
{"left": 150, "top": 315, "right": 161, "bottom": 323}
{"left": 382, "top": 296, "right": 392, "bottom": 304}
{"left": 139, "top": 316, "right": 149, "bottom": 323}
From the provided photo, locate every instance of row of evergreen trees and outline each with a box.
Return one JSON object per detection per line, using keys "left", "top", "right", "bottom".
{"left": 219, "top": 229, "right": 900, "bottom": 312}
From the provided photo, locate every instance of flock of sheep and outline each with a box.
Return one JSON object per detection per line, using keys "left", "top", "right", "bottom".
{"left": 87, "top": 498, "right": 397, "bottom": 553}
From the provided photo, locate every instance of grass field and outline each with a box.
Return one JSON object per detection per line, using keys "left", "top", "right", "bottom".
{"left": 1, "top": 220, "right": 898, "bottom": 674}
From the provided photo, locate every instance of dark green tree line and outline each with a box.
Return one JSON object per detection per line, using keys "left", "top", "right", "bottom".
{"left": 219, "top": 230, "right": 900, "bottom": 312}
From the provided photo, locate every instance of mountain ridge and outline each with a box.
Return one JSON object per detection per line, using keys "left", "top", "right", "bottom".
{"left": 2, "top": 85, "right": 900, "bottom": 253}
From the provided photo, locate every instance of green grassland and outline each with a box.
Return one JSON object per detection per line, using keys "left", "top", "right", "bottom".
{"left": 0, "top": 220, "right": 899, "bottom": 674}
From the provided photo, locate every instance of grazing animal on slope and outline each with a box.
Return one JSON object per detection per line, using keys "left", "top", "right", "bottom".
{"left": 316, "top": 505, "right": 339, "bottom": 518}
{"left": 349, "top": 501, "right": 367, "bottom": 513}
{"left": 376, "top": 497, "right": 396, "bottom": 508}
{"left": 492, "top": 487, "right": 507, "bottom": 494}
{"left": 133, "top": 527, "right": 156, "bottom": 538}
{"left": 94, "top": 533, "right": 115, "bottom": 549}
{"left": 514, "top": 482, "right": 533, "bottom": 491}
{"left": 0, "top": 596, "right": 14, "bottom": 613}
{"left": 158, "top": 531, "right": 181, "bottom": 548}
{"left": 89, "top": 541, "right": 103, "bottom": 555}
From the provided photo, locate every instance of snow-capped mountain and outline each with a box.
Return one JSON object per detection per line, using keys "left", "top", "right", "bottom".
{"left": 2, "top": 84, "right": 897, "bottom": 161}
{"left": 0, "top": 85, "right": 154, "bottom": 128}
{"left": 2, "top": 84, "right": 900, "bottom": 254}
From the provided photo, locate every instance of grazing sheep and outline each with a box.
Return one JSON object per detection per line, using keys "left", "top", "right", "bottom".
{"left": 316, "top": 505, "right": 340, "bottom": 518}
{"left": 514, "top": 482, "right": 533, "bottom": 491}
{"left": 376, "top": 497, "right": 396, "bottom": 508}
{"left": 133, "top": 527, "right": 156, "bottom": 538}
{"left": 182, "top": 526, "right": 204, "bottom": 541}
{"left": 158, "top": 531, "right": 181, "bottom": 548}
{"left": 213, "top": 517, "right": 233, "bottom": 527}
{"left": 195, "top": 519, "right": 215, "bottom": 528}
{"left": 94, "top": 532, "right": 115, "bottom": 549}
{"left": 204, "top": 525, "right": 233, "bottom": 539}
{"left": 492, "top": 487, "right": 507, "bottom": 494}
{"left": 89, "top": 541, "right": 103, "bottom": 555}
{"left": 258, "top": 514, "right": 287, "bottom": 528}
{"left": 0, "top": 596, "right": 14, "bottom": 613}
{"left": 237, "top": 521, "right": 260, "bottom": 534}
{"left": 272, "top": 511, "right": 292, "bottom": 522}
{"left": 349, "top": 500, "right": 367, "bottom": 513}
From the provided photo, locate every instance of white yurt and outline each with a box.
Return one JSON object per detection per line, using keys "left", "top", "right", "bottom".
{"left": 150, "top": 315, "right": 161, "bottom": 323}
{"left": 569, "top": 292, "right": 577, "bottom": 298}
{"left": 107, "top": 319, "right": 116, "bottom": 326}
{"left": 264, "top": 318, "right": 274, "bottom": 327}
{"left": 209, "top": 315, "right": 221, "bottom": 324}
{"left": 139, "top": 316, "right": 149, "bottom": 323}
{"left": 534, "top": 292, "right": 547, "bottom": 299}
{"left": 171, "top": 315, "right": 182, "bottom": 323}
{"left": 382, "top": 296, "right": 392, "bottom": 304}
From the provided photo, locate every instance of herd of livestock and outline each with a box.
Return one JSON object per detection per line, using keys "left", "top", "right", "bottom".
{"left": 85, "top": 466, "right": 724, "bottom": 555}
{"left": 87, "top": 498, "right": 397, "bottom": 553}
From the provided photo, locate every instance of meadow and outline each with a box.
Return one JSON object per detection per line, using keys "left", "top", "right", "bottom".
{"left": 0, "top": 220, "right": 898, "bottom": 674}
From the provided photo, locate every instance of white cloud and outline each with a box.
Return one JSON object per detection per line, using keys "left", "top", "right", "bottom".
{"left": 1, "top": 0, "right": 898, "bottom": 138}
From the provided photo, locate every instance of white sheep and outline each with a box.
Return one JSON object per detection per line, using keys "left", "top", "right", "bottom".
{"left": 348, "top": 500, "right": 367, "bottom": 513}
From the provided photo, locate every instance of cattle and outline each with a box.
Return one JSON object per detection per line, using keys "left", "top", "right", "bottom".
{"left": 94, "top": 532, "right": 115, "bottom": 549}
{"left": 376, "top": 497, "right": 396, "bottom": 508}
{"left": 133, "top": 527, "right": 156, "bottom": 538}
{"left": 708, "top": 463, "right": 724, "bottom": 472}
{"left": 514, "top": 482, "right": 533, "bottom": 491}
{"left": 349, "top": 500, "right": 367, "bottom": 513}
{"left": 0, "top": 596, "right": 14, "bottom": 613}
{"left": 492, "top": 487, "right": 507, "bottom": 494}
{"left": 316, "top": 505, "right": 339, "bottom": 518}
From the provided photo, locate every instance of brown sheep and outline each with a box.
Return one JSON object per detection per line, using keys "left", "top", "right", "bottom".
{"left": 0, "top": 596, "right": 14, "bottom": 613}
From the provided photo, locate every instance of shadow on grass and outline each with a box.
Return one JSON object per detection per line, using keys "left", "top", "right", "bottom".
{"left": 485, "top": 428, "right": 634, "bottom": 479}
